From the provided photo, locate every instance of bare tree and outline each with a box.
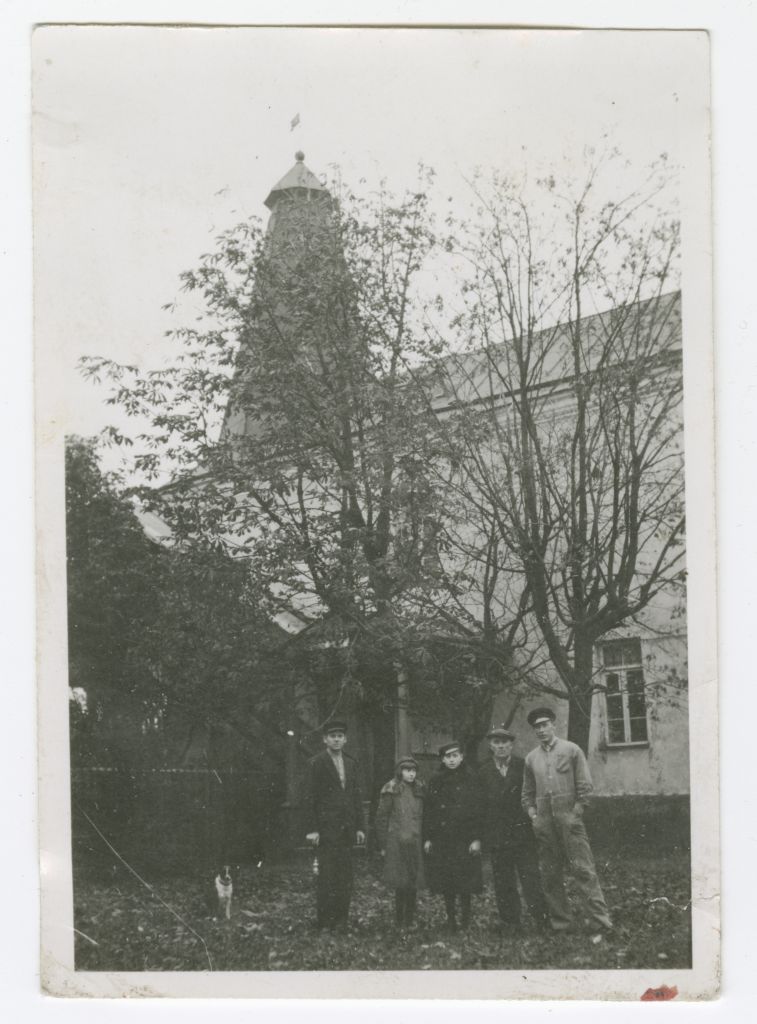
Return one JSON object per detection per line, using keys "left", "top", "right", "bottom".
{"left": 434, "top": 152, "right": 685, "bottom": 750}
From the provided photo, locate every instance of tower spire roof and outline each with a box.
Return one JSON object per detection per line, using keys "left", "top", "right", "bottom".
{"left": 264, "top": 152, "right": 329, "bottom": 209}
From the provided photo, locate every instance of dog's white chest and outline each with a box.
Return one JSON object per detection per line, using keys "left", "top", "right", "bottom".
{"left": 215, "top": 874, "right": 233, "bottom": 919}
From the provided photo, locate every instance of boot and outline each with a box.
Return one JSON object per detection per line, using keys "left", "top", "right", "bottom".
{"left": 460, "top": 895, "right": 471, "bottom": 931}
{"left": 405, "top": 890, "right": 416, "bottom": 927}
{"left": 395, "top": 890, "right": 405, "bottom": 927}
{"left": 444, "top": 894, "right": 458, "bottom": 933}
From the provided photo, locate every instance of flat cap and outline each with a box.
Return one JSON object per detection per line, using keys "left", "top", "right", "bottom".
{"left": 526, "top": 707, "right": 556, "bottom": 727}
{"left": 487, "top": 724, "right": 515, "bottom": 740}
{"left": 321, "top": 718, "right": 348, "bottom": 734}
{"left": 438, "top": 741, "right": 462, "bottom": 757}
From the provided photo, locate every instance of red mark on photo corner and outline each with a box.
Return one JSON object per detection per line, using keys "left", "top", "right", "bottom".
{"left": 641, "top": 984, "right": 679, "bottom": 1001}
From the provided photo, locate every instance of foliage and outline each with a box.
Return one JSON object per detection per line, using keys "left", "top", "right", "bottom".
{"left": 65, "top": 435, "right": 308, "bottom": 765}
{"left": 66, "top": 436, "right": 159, "bottom": 683}
{"left": 65, "top": 436, "right": 163, "bottom": 762}
{"left": 79, "top": 175, "right": 465, "bottom": 752}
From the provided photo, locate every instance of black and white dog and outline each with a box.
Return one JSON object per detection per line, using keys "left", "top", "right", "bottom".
{"left": 210, "top": 859, "right": 263, "bottom": 920}
{"left": 213, "top": 864, "right": 234, "bottom": 920}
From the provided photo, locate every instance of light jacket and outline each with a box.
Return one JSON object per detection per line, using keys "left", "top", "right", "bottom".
{"left": 521, "top": 736, "right": 593, "bottom": 818}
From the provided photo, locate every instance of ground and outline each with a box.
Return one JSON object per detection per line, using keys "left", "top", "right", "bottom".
{"left": 72, "top": 846, "right": 691, "bottom": 973}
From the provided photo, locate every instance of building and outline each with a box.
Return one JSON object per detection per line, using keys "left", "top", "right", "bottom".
{"left": 214, "top": 153, "right": 690, "bottom": 826}
{"left": 408, "top": 291, "right": 689, "bottom": 815}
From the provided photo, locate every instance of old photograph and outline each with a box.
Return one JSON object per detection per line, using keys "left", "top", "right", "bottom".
{"left": 34, "top": 25, "right": 718, "bottom": 998}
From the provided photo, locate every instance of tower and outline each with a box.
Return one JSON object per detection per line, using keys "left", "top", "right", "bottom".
{"left": 222, "top": 152, "right": 345, "bottom": 441}
{"left": 263, "top": 150, "right": 331, "bottom": 230}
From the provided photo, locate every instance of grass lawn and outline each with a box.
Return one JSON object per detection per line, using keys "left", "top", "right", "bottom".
{"left": 72, "top": 844, "right": 691, "bottom": 973}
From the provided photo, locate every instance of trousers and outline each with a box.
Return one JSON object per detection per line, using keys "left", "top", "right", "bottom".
{"left": 490, "top": 843, "right": 548, "bottom": 926}
{"left": 316, "top": 845, "right": 353, "bottom": 929}
{"left": 443, "top": 892, "right": 471, "bottom": 930}
{"left": 533, "top": 811, "right": 612, "bottom": 931}
{"left": 394, "top": 888, "right": 417, "bottom": 926}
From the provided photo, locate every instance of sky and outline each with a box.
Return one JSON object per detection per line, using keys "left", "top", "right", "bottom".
{"left": 32, "top": 26, "right": 707, "bottom": 444}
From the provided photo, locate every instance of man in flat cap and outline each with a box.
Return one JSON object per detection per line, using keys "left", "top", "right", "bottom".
{"left": 522, "top": 707, "right": 613, "bottom": 939}
{"left": 479, "top": 725, "right": 548, "bottom": 934}
{"left": 303, "top": 719, "right": 365, "bottom": 931}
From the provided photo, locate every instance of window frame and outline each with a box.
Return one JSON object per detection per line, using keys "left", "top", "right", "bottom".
{"left": 599, "top": 639, "right": 650, "bottom": 748}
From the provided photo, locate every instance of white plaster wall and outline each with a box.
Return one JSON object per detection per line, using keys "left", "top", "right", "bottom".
{"left": 484, "top": 629, "right": 690, "bottom": 797}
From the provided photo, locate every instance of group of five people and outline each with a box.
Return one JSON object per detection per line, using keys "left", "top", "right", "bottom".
{"left": 302, "top": 706, "right": 613, "bottom": 940}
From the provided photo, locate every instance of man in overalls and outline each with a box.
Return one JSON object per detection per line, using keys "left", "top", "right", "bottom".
{"left": 521, "top": 707, "right": 613, "bottom": 939}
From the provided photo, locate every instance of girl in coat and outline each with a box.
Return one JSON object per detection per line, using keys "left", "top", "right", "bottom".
{"left": 423, "top": 741, "right": 484, "bottom": 932}
{"left": 374, "top": 756, "right": 425, "bottom": 929}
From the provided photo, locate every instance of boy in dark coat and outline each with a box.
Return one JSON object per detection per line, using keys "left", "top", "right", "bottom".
{"left": 479, "top": 725, "right": 548, "bottom": 933}
{"left": 303, "top": 719, "right": 365, "bottom": 931}
{"left": 375, "top": 756, "right": 425, "bottom": 929}
{"left": 422, "top": 741, "right": 484, "bottom": 933}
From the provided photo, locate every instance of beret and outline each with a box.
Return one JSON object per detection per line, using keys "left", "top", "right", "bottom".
{"left": 526, "top": 707, "right": 556, "bottom": 727}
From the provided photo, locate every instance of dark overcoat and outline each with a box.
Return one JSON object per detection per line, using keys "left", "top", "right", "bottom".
{"left": 422, "top": 763, "right": 484, "bottom": 895}
{"left": 478, "top": 755, "right": 537, "bottom": 850}
{"left": 303, "top": 750, "right": 364, "bottom": 846}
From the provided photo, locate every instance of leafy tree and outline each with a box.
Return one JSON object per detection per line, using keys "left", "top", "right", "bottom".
{"left": 65, "top": 436, "right": 162, "bottom": 763}
{"left": 80, "top": 172, "right": 457, "bottom": 786}
{"left": 66, "top": 435, "right": 305, "bottom": 770}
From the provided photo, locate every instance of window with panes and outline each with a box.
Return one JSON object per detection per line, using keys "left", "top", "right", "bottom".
{"left": 600, "top": 639, "right": 649, "bottom": 745}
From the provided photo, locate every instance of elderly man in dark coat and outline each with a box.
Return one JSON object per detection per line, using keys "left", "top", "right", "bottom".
{"left": 422, "top": 741, "right": 484, "bottom": 933}
{"left": 303, "top": 719, "right": 365, "bottom": 932}
{"left": 479, "top": 724, "right": 549, "bottom": 934}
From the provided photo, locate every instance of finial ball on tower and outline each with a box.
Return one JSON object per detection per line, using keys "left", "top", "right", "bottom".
{"left": 295, "top": 150, "right": 305, "bottom": 163}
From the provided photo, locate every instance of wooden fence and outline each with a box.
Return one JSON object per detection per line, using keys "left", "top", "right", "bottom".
{"left": 71, "top": 767, "right": 285, "bottom": 877}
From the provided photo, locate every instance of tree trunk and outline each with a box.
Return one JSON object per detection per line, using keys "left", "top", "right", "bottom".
{"left": 366, "top": 707, "right": 395, "bottom": 850}
{"left": 395, "top": 673, "right": 411, "bottom": 757}
{"left": 566, "top": 638, "right": 595, "bottom": 753}
{"left": 462, "top": 685, "right": 495, "bottom": 768}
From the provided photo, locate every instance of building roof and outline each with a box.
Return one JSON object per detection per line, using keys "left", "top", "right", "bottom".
{"left": 428, "top": 290, "right": 682, "bottom": 415}
{"left": 264, "top": 151, "right": 329, "bottom": 209}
